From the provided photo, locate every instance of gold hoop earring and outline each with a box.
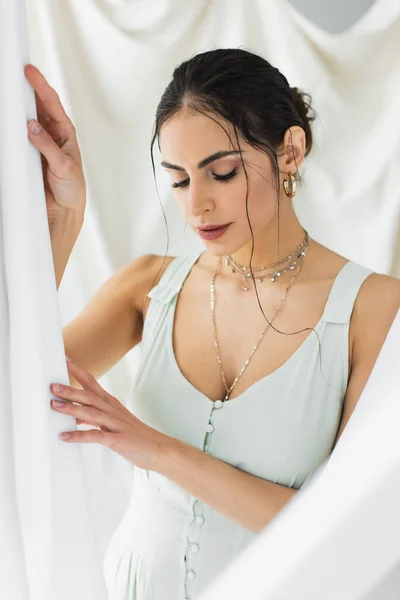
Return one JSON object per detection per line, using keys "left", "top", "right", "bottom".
{"left": 283, "top": 172, "right": 296, "bottom": 198}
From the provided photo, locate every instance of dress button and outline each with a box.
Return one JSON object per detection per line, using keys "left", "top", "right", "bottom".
{"left": 214, "top": 400, "right": 223, "bottom": 408}
{"left": 190, "top": 543, "right": 200, "bottom": 553}
{"left": 205, "top": 423, "right": 214, "bottom": 433}
{"left": 195, "top": 515, "right": 205, "bottom": 525}
{"left": 187, "top": 570, "right": 196, "bottom": 580}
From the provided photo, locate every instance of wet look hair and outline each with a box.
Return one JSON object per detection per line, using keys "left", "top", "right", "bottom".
{"left": 154, "top": 47, "right": 315, "bottom": 190}
{"left": 145, "top": 48, "right": 333, "bottom": 388}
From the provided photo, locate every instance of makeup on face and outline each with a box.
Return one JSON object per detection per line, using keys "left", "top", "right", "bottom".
{"left": 162, "top": 149, "right": 243, "bottom": 188}
{"left": 197, "top": 223, "right": 232, "bottom": 240}
{"left": 161, "top": 147, "right": 245, "bottom": 243}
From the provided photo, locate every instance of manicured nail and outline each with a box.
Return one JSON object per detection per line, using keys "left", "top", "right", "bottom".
{"left": 60, "top": 432, "right": 72, "bottom": 440}
{"left": 52, "top": 400, "right": 66, "bottom": 407}
{"left": 28, "top": 119, "right": 41, "bottom": 135}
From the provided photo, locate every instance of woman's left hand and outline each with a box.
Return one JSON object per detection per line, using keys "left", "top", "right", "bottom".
{"left": 50, "top": 357, "right": 168, "bottom": 472}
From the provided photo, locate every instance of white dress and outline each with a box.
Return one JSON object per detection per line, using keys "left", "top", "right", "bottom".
{"left": 103, "top": 248, "right": 373, "bottom": 600}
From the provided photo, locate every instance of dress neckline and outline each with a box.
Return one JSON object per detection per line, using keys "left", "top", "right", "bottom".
{"left": 166, "top": 250, "right": 351, "bottom": 405}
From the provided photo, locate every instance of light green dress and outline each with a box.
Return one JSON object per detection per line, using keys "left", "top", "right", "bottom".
{"left": 104, "top": 248, "right": 373, "bottom": 600}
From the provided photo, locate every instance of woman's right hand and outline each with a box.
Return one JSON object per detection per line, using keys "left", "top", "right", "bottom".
{"left": 24, "top": 64, "right": 86, "bottom": 227}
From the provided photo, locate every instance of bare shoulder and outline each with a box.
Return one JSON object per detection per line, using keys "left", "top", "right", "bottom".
{"left": 307, "top": 240, "right": 399, "bottom": 368}
{"left": 129, "top": 253, "right": 176, "bottom": 321}
{"left": 331, "top": 270, "right": 399, "bottom": 448}
{"left": 352, "top": 270, "right": 400, "bottom": 354}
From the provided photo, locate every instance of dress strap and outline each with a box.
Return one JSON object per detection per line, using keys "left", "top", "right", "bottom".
{"left": 136, "top": 248, "right": 205, "bottom": 389}
{"left": 146, "top": 247, "right": 205, "bottom": 305}
{"left": 322, "top": 260, "right": 374, "bottom": 324}
{"left": 142, "top": 247, "right": 205, "bottom": 340}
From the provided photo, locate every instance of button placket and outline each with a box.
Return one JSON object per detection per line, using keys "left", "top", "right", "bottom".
{"left": 203, "top": 399, "right": 223, "bottom": 453}
{"left": 184, "top": 499, "right": 206, "bottom": 598}
{"left": 184, "top": 400, "right": 225, "bottom": 598}
{"left": 194, "top": 514, "right": 204, "bottom": 525}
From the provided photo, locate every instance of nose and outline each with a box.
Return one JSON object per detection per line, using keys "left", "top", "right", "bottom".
{"left": 188, "top": 182, "right": 214, "bottom": 217}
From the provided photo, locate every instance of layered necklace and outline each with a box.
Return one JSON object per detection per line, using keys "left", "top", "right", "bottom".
{"left": 211, "top": 231, "right": 311, "bottom": 401}
{"left": 225, "top": 229, "right": 310, "bottom": 291}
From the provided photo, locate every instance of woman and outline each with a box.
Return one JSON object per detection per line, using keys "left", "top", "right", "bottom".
{"left": 25, "top": 49, "right": 399, "bottom": 600}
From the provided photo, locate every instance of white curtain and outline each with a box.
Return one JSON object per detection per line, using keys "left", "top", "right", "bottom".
{"left": 0, "top": 1, "right": 109, "bottom": 598}
{"left": 0, "top": 0, "right": 398, "bottom": 598}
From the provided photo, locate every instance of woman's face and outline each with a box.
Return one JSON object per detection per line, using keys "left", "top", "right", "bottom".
{"left": 159, "top": 109, "right": 282, "bottom": 256}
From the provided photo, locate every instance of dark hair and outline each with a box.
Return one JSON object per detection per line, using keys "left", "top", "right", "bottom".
{"left": 154, "top": 48, "right": 316, "bottom": 184}
{"left": 145, "top": 48, "right": 334, "bottom": 389}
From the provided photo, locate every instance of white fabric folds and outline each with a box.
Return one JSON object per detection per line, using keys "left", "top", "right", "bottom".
{"left": 0, "top": 0, "right": 399, "bottom": 598}
{"left": 0, "top": 1, "right": 108, "bottom": 598}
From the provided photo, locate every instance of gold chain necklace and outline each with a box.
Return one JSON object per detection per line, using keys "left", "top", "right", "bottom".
{"left": 211, "top": 238, "right": 310, "bottom": 402}
{"left": 227, "top": 229, "right": 308, "bottom": 271}
{"left": 226, "top": 230, "right": 309, "bottom": 291}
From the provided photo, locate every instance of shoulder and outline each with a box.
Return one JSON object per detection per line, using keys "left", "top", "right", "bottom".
{"left": 351, "top": 271, "right": 400, "bottom": 362}
{"left": 127, "top": 253, "right": 177, "bottom": 321}
{"left": 332, "top": 270, "right": 399, "bottom": 448}
{"left": 308, "top": 242, "right": 399, "bottom": 342}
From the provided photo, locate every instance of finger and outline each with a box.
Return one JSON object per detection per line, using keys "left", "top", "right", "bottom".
{"left": 27, "top": 119, "right": 74, "bottom": 177}
{"left": 50, "top": 383, "right": 102, "bottom": 410}
{"left": 34, "top": 89, "right": 74, "bottom": 151}
{"left": 25, "top": 65, "right": 83, "bottom": 167}
{"left": 50, "top": 377, "right": 124, "bottom": 423}
{"left": 76, "top": 417, "right": 98, "bottom": 427}
{"left": 24, "top": 64, "right": 75, "bottom": 133}
{"left": 65, "top": 361, "right": 133, "bottom": 416}
{"left": 51, "top": 398, "right": 119, "bottom": 431}
{"left": 60, "top": 428, "right": 114, "bottom": 447}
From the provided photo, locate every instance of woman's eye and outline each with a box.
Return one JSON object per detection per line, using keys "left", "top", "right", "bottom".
{"left": 171, "top": 179, "right": 189, "bottom": 189}
{"left": 171, "top": 168, "right": 237, "bottom": 189}
{"left": 214, "top": 168, "right": 237, "bottom": 182}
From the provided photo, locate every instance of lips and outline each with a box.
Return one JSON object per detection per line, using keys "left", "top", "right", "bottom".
{"left": 198, "top": 223, "right": 230, "bottom": 231}
{"left": 197, "top": 223, "right": 231, "bottom": 240}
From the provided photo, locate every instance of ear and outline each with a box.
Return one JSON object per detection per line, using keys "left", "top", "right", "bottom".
{"left": 278, "top": 126, "right": 306, "bottom": 174}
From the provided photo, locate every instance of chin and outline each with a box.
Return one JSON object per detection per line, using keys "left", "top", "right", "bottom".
{"left": 196, "top": 223, "right": 248, "bottom": 256}
{"left": 202, "top": 244, "right": 241, "bottom": 258}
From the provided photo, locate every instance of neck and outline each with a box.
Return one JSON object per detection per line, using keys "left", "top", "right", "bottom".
{"left": 224, "top": 204, "right": 307, "bottom": 272}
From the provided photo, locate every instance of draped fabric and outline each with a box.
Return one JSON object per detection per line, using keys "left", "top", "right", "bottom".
{"left": 0, "top": 1, "right": 109, "bottom": 598}
{"left": 0, "top": 0, "right": 398, "bottom": 598}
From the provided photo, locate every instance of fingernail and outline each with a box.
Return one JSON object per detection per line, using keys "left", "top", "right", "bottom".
{"left": 52, "top": 399, "right": 66, "bottom": 407}
{"left": 66, "top": 355, "right": 72, "bottom": 362}
{"left": 28, "top": 119, "right": 41, "bottom": 135}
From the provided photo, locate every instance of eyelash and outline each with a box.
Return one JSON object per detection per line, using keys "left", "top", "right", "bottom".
{"left": 171, "top": 168, "right": 238, "bottom": 189}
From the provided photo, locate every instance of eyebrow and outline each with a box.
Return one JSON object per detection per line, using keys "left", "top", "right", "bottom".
{"left": 161, "top": 150, "right": 243, "bottom": 172}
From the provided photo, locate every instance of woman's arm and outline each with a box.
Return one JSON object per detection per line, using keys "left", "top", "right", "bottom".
{"left": 156, "top": 273, "right": 399, "bottom": 534}
{"left": 158, "top": 439, "right": 297, "bottom": 534}
{"left": 332, "top": 273, "right": 400, "bottom": 449}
